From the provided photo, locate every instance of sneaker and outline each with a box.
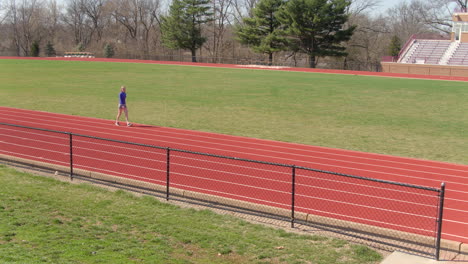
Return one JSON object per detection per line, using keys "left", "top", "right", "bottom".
{"left": 115, "top": 122, "right": 120, "bottom": 126}
{"left": 127, "top": 123, "right": 132, "bottom": 127}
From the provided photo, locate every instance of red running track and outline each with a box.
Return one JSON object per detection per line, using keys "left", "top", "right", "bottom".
{"left": 1, "top": 107, "right": 467, "bottom": 244}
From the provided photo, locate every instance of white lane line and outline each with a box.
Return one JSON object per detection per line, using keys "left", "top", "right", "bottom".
{"left": 2, "top": 108, "right": 467, "bottom": 176}
{"left": 2, "top": 115, "right": 468, "bottom": 190}
{"left": 1, "top": 109, "right": 466, "bottom": 227}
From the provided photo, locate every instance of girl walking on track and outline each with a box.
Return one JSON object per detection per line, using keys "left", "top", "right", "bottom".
{"left": 115, "top": 85, "right": 132, "bottom": 127}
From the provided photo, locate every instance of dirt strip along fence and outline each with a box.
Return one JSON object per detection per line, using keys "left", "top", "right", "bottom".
{"left": 0, "top": 123, "right": 447, "bottom": 259}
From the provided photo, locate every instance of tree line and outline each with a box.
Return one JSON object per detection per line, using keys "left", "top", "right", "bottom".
{"left": 0, "top": 0, "right": 460, "bottom": 69}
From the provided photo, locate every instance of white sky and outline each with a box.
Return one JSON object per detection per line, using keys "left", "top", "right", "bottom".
{"left": 0, "top": 0, "right": 418, "bottom": 16}
{"left": 48, "top": 0, "right": 409, "bottom": 9}
{"left": 378, "top": 0, "right": 408, "bottom": 10}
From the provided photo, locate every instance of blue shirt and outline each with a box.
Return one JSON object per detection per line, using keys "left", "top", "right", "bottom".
{"left": 119, "top": 92, "right": 126, "bottom": 105}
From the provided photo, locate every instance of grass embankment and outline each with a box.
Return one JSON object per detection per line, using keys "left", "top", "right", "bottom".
{"left": 0, "top": 59, "right": 467, "bottom": 164}
{"left": 0, "top": 165, "right": 382, "bottom": 263}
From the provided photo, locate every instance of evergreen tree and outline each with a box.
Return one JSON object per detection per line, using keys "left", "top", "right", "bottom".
{"left": 236, "top": 0, "right": 286, "bottom": 65}
{"left": 388, "top": 35, "right": 402, "bottom": 57}
{"left": 161, "top": 0, "right": 213, "bottom": 62}
{"left": 104, "top": 43, "right": 115, "bottom": 58}
{"left": 77, "top": 43, "right": 86, "bottom": 52}
{"left": 30, "top": 41, "right": 40, "bottom": 57}
{"left": 277, "top": 0, "right": 355, "bottom": 68}
{"left": 45, "top": 42, "right": 56, "bottom": 57}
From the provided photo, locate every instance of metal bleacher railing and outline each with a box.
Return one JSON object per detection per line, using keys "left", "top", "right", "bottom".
{"left": 405, "top": 40, "right": 451, "bottom": 65}
{"left": 448, "top": 43, "right": 468, "bottom": 65}
{"left": 0, "top": 122, "right": 447, "bottom": 260}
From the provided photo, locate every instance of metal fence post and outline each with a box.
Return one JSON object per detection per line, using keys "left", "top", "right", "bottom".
{"left": 291, "top": 165, "right": 296, "bottom": 228}
{"left": 166, "top": 148, "right": 170, "bottom": 201}
{"left": 69, "top": 133, "right": 73, "bottom": 181}
{"left": 435, "top": 182, "right": 446, "bottom": 260}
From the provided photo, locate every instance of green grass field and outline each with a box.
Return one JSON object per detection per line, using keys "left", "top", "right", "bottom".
{"left": 0, "top": 165, "right": 382, "bottom": 263}
{"left": 1, "top": 59, "right": 467, "bottom": 164}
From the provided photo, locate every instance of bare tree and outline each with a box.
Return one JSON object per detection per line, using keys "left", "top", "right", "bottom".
{"left": 205, "top": 0, "right": 233, "bottom": 61}
{"left": 348, "top": 0, "right": 381, "bottom": 15}
{"left": 5, "top": 0, "right": 20, "bottom": 55}
{"left": 232, "top": 0, "right": 257, "bottom": 22}
{"left": 387, "top": 0, "right": 434, "bottom": 42}
{"left": 43, "top": 0, "right": 60, "bottom": 41}
{"left": 345, "top": 13, "right": 390, "bottom": 70}
{"left": 454, "top": 0, "right": 467, "bottom": 12}
{"left": 5, "top": 0, "right": 47, "bottom": 56}
{"left": 112, "top": 0, "right": 139, "bottom": 39}
{"left": 387, "top": 0, "right": 455, "bottom": 35}
{"left": 0, "top": 0, "right": 8, "bottom": 24}
{"left": 138, "top": 0, "right": 160, "bottom": 56}
{"left": 1, "top": 0, "right": 460, "bottom": 66}
{"left": 63, "top": 0, "right": 94, "bottom": 47}
{"left": 80, "top": 0, "right": 108, "bottom": 42}
{"left": 108, "top": 0, "right": 161, "bottom": 57}
{"left": 415, "top": 0, "right": 454, "bottom": 33}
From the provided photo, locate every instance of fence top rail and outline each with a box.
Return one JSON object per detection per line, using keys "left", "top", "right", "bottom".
{"left": 295, "top": 165, "right": 441, "bottom": 192}
{"left": 0, "top": 122, "right": 71, "bottom": 135}
{"left": 0, "top": 122, "right": 442, "bottom": 192}
{"left": 170, "top": 147, "right": 292, "bottom": 168}
{"left": 77, "top": 133, "right": 291, "bottom": 167}
{"left": 73, "top": 133, "right": 168, "bottom": 150}
{"left": 0, "top": 122, "right": 168, "bottom": 150}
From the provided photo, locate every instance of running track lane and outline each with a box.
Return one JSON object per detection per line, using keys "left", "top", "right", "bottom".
{"left": 0, "top": 115, "right": 442, "bottom": 238}
{"left": 0, "top": 107, "right": 467, "bottom": 244}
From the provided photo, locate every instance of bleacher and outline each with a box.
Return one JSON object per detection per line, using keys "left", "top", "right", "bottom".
{"left": 64, "top": 52, "right": 95, "bottom": 58}
{"left": 403, "top": 40, "right": 451, "bottom": 65}
{"left": 447, "top": 43, "right": 468, "bottom": 65}
{"left": 383, "top": 14, "right": 468, "bottom": 77}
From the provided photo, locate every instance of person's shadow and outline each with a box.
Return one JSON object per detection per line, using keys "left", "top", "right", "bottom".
{"left": 131, "top": 125, "right": 158, "bottom": 128}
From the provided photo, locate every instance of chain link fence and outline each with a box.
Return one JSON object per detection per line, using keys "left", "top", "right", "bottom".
{"left": 0, "top": 122, "right": 446, "bottom": 259}
{"left": 113, "top": 53, "right": 383, "bottom": 72}
{"left": 0, "top": 52, "right": 383, "bottom": 72}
